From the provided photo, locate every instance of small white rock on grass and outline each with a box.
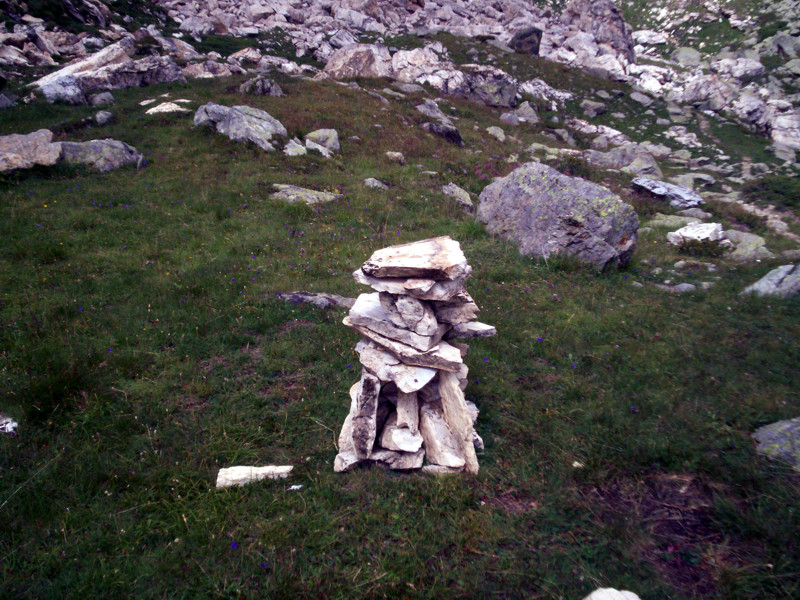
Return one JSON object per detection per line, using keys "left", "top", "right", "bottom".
{"left": 1, "top": 413, "right": 18, "bottom": 435}
{"left": 583, "top": 588, "right": 641, "bottom": 600}
{"left": 216, "top": 465, "right": 293, "bottom": 488}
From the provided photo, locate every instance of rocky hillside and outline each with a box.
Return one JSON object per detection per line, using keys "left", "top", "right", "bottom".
{"left": 1, "top": 0, "right": 799, "bottom": 268}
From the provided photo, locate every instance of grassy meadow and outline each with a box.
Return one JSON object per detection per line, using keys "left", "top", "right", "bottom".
{"left": 1, "top": 38, "right": 800, "bottom": 599}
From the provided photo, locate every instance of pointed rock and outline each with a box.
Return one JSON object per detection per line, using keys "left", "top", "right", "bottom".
{"left": 439, "top": 371, "right": 479, "bottom": 474}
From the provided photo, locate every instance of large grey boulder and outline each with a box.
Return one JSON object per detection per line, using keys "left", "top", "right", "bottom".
{"left": 39, "top": 74, "right": 86, "bottom": 104}
{"left": 741, "top": 265, "right": 800, "bottom": 298}
{"left": 632, "top": 177, "right": 704, "bottom": 209}
{"left": 753, "top": 417, "right": 800, "bottom": 471}
{"left": 0, "top": 129, "right": 61, "bottom": 172}
{"left": 77, "top": 55, "right": 185, "bottom": 92}
{"left": 59, "top": 139, "right": 144, "bottom": 172}
{"left": 194, "top": 103, "right": 287, "bottom": 152}
{"left": 477, "top": 162, "right": 638, "bottom": 270}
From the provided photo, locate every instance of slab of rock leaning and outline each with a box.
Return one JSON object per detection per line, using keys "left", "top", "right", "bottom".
{"left": 194, "top": 103, "right": 287, "bottom": 151}
{"left": 632, "top": 177, "right": 705, "bottom": 209}
{"left": 335, "top": 236, "right": 493, "bottom": 474}
{"left": 753, "top": 417, "right": 800, "bottom": 471}
{"left": 477, "top": 162, "right": 638, "bottom": 270}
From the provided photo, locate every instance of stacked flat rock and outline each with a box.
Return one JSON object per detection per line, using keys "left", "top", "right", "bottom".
{"left": 334, "top": 236, "right": 495, "bottom": 475}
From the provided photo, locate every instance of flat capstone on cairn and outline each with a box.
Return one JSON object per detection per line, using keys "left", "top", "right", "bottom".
{"left": 334, "top": 237, "right": 496, "bottom": 475}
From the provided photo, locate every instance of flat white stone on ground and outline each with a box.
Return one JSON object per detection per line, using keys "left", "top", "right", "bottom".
{"left": 361, "top": 236, "right": 469, "bottom": 281}
{"left": 0, "top": 413, "right": 18, "bottom": 435}
{"left": 145, "top": 102, "right": 189, "bottom": 114}
{"left": 216, "top": 465, "right": 293, "bottom": 488}
{"left": 582, "top": 588, "right": 642, "bottom": 600}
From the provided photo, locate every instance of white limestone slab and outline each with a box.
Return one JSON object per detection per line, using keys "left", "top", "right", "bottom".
{"left": 355, "top": 339, "right": 437, "bottom": 393}
{"left": 216, "top": 465, "right": 293, "bottom": 488}
{"left": 361, "top": 236, "right": 469, "bottom": 280}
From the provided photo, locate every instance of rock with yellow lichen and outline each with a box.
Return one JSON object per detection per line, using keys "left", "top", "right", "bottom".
{"left": 476, "top": 162, "right": 639, "bottom": 270}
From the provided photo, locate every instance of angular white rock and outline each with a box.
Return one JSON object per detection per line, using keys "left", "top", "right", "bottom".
{"left": 433, "top": 297, "right": 480, "bottom": 324}
{"left": 0, "top": 413, "right": 18, "bottom": 435}
{"left": 353, "top": 268, "right": 470, "bottom": 302}
{"left": 379, "top": 412, "right": 424, "bottom": 452}
{"left": 355, "top": 339, "right": 437, "bottom": 393}
{"left": 347, "top": 293, "right": 446, "bottom": 351}
{"left": 583, "top": 588, "right": 642, "bottom": 600}
{"left": 344, "top": 316, "right": 464, "bottom": 372}
{"left": 394, "top": 294, "right": 439, "bottom": 336}
{"left": 419, "top": 400, "right": 466, "bottom": 469}
{"left": 369, "top": 448, "right": 425, "bottom": 470}
{"left": 396, "top": 391, "right": 419, "bottom": 433}
{"left": 361, "top": 236, "right": 469, "bottom": 281}
{"left": 445, "top": 321, "right": 497, "bottom": 340}
{"left": 667, "top": 222, "right": 727, "bottom": 246}
{"left": 216, "top": 465, "right": 293, "bottom": 488}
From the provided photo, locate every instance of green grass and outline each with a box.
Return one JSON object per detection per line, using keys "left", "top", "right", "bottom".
{"left": 1, "top": 56, "right": 800, "bottom": 600}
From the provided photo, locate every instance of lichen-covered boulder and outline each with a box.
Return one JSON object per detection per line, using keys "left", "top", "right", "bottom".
{"left": 59, "top": 139, "right": 144, "bottom": 172}
{"left": 753, "top": 417, "right": 800, "bottom": 471}
{"left": 477, "top": 162, "right": 638, "bottom": 269}
{"left": 194, "top": 103, "right": 287, "bottom": 152}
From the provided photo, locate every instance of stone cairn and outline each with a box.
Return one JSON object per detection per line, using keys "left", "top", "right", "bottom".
{"left": 334, "top": 236, "right": 496, "bottom": 474}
